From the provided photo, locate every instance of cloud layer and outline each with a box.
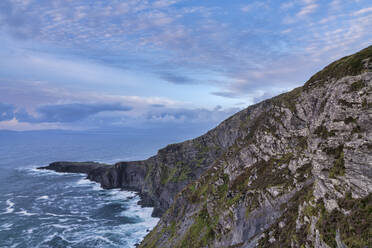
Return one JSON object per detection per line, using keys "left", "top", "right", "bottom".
{"left": 0, "top": 0, "right": 371, "bottom": 131}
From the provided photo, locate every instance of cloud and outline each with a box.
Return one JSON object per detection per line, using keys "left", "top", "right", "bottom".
{"left": 211, "top": 91, "right": 240, "bottom": 99}
{"left": 151, "top": 104, "right": 166, "bottom": 108}
{"left": 241, "top": 2, "right": 268, "bottom": 12}
{"left": 0, "top": 0, "right": 41, "bottom": 39}
{"left": 0, "top": 0, "right": 371, "bottom": 133}
{"left": 280, "top": 1, "right": 295, "bottom": 10}
{"left": 297, "top": 3, "right": 318, "bottom": 17}
{"left": 16, "top": 103, "right": 132, "bottom": 123}
{"left": 160, "top": 72, "right": 197, "bottom": 85}
{"left": 253, "top": 92, "right": 276, "bottom": 104}
{"left": 353, "top": 7, "right": 372, "bottom": 16}
{"left": 145, "top": 106, "right": 240, "bottom": 124}
{"left": 153, "top": 0, "right": 180, "bottom": 8}
{"left": 0, "top": 103, "right": 15, "bottom": 121}
{"left": 0, "top": 118, "right": 67, "bottom": 131}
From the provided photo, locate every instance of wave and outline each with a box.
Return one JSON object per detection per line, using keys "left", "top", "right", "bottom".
{"left": 76, "top": 177, "right": 102, "bottom": 191}
{"left": 0, "top": 223, "right": 13, "bottom": 231}
{"left": 36, "top": 195, "right": 49, "bottom": 200}
{"left": 16, "top": 209, "right": 37, "bottom": 216}
{"left": 5, "top": 162, "right": 159, "bottom": 247}
{"left": 107, "top": 189, "right": 137, "bottom": 201}
{"left": 3, "top": 199, "right": 15, "bottom": 214}
{"left": 27, "top": 167, "right": 85, "bottom": 177}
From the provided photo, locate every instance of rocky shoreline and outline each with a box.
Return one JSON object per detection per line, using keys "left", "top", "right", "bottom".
{"left": 39, "top": 45, "right": 372, "bottom": 247}
{"left": 38, "top": 161, "right": 160, "bottom": 215}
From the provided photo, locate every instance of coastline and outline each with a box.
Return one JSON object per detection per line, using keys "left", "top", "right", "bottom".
{"left": 37, "top": 161, "right": 160, "bottom": 217}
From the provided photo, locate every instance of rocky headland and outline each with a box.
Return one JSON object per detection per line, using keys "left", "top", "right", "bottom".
{"left": 39, "top": 45, "right": 372, "bottom": 247}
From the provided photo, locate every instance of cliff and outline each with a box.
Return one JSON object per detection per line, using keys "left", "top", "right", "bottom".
{"left": 39, "top": 106, "right": 246, "bottom": 216}
{"left": 40, "top": 45, "right": 372, "bottom": 247}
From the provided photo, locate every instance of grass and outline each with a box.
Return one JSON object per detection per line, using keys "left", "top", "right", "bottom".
{"left": 178, "top": 207, "right": 215, "bottom": 248}
{"left": 272, "top": 86, "right": 303, "bottom": 113}
{"left": 328, "top": 145, "right": 345, "bottom": 178}
{"left": 259, "top": 183, "right": 315, "bottom": 247}
{"left": 304, "top": 45, "right": 372, "bottom": 89}
{"left": 349, "top": 80, "right": 366, "bottom": 92}
{"left": 318, "top": 193, "right": 372, "bottom": 248}
{"left": 314, "top": 125, "right": 336, "bottom": 139}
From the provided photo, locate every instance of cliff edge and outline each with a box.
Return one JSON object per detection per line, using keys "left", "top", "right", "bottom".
{"left": 40, "top": 45, "right": 372, "bottom": 247}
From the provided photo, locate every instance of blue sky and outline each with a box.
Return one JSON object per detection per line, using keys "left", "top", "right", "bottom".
{"left": 0, "top": 0, "right": 371, "bottom": 131}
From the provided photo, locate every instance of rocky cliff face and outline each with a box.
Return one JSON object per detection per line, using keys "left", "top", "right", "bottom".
{"left": 139, "top": 46, "right": 372, "bottom": 247}
{"left": 40, "top": 103, "right": 249, "bottom": 216}
{"left": 40, "top": 46, "right": 372, "bottom": 247}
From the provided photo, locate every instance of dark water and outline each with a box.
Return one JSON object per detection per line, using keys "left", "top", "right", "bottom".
{"left": 0, "top": 129, "right": 199, "bottom": 248}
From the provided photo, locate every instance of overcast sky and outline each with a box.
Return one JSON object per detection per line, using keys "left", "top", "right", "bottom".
{"left": 0, "top": 0, "right": 371, "bottom": 131}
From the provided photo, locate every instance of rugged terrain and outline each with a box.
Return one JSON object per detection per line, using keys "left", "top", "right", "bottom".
{"left": 40, "top": 46, "right": 372, "bottom": 247}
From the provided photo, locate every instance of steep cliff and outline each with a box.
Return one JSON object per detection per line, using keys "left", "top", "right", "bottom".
{"left": 40, "top": 46, "right": 372, "bottom": 247}
{"left": 139, "top": 46, "right": 372, "bottom": 247}
{"left": 40, "top": 104, "right": 249, "bottom": 216}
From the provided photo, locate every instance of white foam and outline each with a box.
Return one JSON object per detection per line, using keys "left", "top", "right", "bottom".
{"left": 0, "top": 223, "right": 13, "bottom": 231}
{"left": 68, "top": 234, "right": 116, "bottom": 246}
{"left": 76, "top": 178, "right": 92, "bottom": 185}
{"left": 41, "top": 232, "right": 74, "bottom": 245}
{"left": 42, "top": 232, "right": 59, "bottom": 243}
{"left": 17, "top": 209, "right": 37, "bottom": 216}
{"left": 4, "top": 199, "right": 15, "bottom": 214}
{"left": 36, "top": 195, "right": 49, "bottom": 200}
{"left": 45, "top": 212, "right": 72, "bottom": 218}
{"left": 76, "top": 177, "right": 102, "bottom": 191}
{"left": 28, "top": 167, "right": 80, "bottom": 176}
{"left": 107, "top": 189, "right": 137, "bottom": 201}
{"left": 58, "top": 218, "right": 69, "bottom": 222}
{"left": 52, "top": 224, "right": 70, "bottom": 229}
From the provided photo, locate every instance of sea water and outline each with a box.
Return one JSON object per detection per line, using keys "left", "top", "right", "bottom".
{"left": 0, "top": 129, "right": 199, "bottom": 248}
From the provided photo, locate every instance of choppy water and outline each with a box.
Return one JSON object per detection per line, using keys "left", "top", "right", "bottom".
{"left": 0, "top": 129, "right": 197, "bottom": 248}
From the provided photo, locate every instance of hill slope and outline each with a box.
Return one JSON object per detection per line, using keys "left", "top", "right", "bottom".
{"left": 139, "top": 46, "right": 372, "bottom": 247}
{"left": 41, "top": 46, "right": 372, "bottom": 247}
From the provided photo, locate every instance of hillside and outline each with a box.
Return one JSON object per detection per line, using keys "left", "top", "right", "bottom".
{"left": 139, "top": 46, "right": 372, "bottom": 247}
{"left": 41, "top": 45, "right": 372, "bottom": 247}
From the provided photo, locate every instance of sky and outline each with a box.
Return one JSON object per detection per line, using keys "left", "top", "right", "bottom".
{"left": 0, "top": 0, "right": 371, "bottom": 131}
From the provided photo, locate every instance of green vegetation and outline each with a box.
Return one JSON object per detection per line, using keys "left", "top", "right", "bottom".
{"left": 314, "top": 125, "right": 336, "bottom": 139}
{"left": 367, "top": 143, "right": 372, "bottom": 150}
{"left": 178, "top": 207, "right": 215, "bottom": 248}
{"left": 349, "top": 80, "right": 366, "bottom": 92}
{"left": 338, "top": 99, "right": 355, "bottom": 108}
{"left": 231, "top": 153, "right": 294, "bottom": 193}
{"left": 188, "top": 180, "right": 210, "bottom": 203}
{"left": 160, "top": 163, "right": 192, "bottom": 185}
{"left": 318, "top": 193, "right": 372, "bottom": 248}
{"left": 361, "top": 98, "right": 372, "bottom": 109}
{"left": 362, "top": 98, "right": 368, "bottom": 108}
{"left": 259, "top": 183, "right": 315, "bottom": 247}
{"left": 319, "top": 98, "right": 328, "bottom": 113}
{"left": 296, "top": 163, "right": 312, "bottom": 182}
{"left": 327, "top": 145, "right": 345, "bottom": 178}
{"left": 304, "top": 45, "right": 372, "bottom": 89}
{"left": 273, "top": 86, "right": 303, "bottom": 113}
{"left": 244, "top": 192, "right": 260, "bottom": 218}
{"left": 140, "top": 225, "right": 162, "bottom": 248}
{"left": 344, "top": 116, "right": 357, "bottom": 125}
{"left": 167, "top": 221, "right": 177, "bottom": 240}
{"left": 260, "top": 188, "right": 372, "bottom": 248}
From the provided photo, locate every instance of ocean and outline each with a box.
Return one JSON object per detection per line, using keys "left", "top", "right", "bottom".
{"left": 0, "top": 128, "right": 202, "bottom": 248}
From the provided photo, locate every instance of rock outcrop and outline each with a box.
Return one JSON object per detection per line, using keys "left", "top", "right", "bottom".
{"left": 40, "top": 45, "right": 372, "bottom": 247}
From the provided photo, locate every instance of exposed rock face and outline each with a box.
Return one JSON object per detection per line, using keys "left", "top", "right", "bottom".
{"left": 39, "top": 105, "right": 247, "bottom": 216}
{"left": 40, "top": 46, "right": 372, "bottom": 247}
{"left": 139, "top": 46, "right": 372, "bottom": 247}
